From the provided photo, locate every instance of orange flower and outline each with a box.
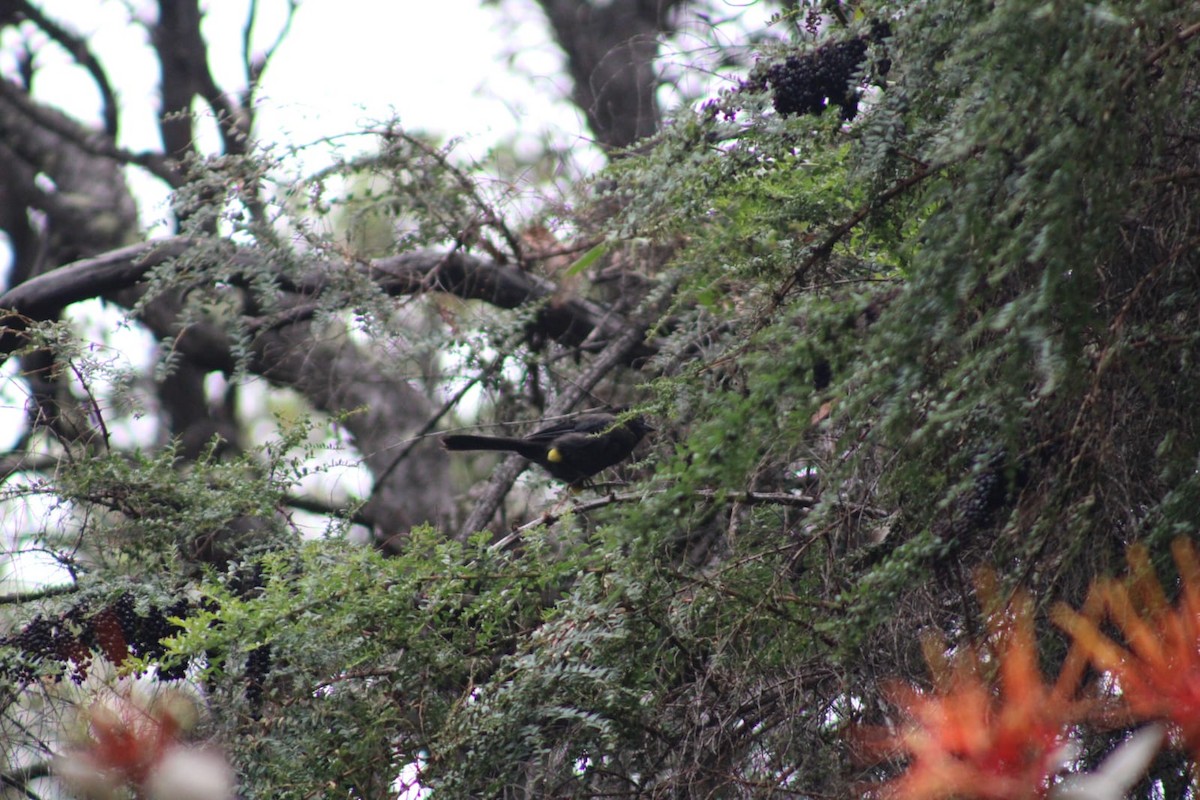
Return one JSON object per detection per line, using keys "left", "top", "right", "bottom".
{"left": 1054, "top": 538, "right": 1200, "bottom": 760}
{"left": 861, "top": 585, "right": 1084, "bottom": 800}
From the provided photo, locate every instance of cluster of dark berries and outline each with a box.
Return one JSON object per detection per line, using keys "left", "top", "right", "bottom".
{"left": 949, "top": 449, "right": 1020, "bottom": 540}
{"left": 766, "top": 37, "right": 869, "bottom": 120}
{"left": 125, "top": 597, "right": 191, "bottom": 679}
{"left": 803, "top": 8, "right": 822, "bottom": 37}
{"left": 3, "top": 614, "right": 76, "bottom": 682}
{"left": 0, "top": 593, "right": 190, "bottom": 684}
{"left": 244, "top": 645, "right": 273, "bottom": 707}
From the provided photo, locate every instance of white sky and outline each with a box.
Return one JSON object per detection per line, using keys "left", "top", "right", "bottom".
{"left": 1, "top": 0, "right": 761, "bottom": 237}
{"left": 69, "top": 0, "right": 582, "bottom": 143}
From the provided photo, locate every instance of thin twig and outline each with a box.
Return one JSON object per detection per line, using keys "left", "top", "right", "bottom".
{"left": 15, "top": 0, "right": 120, "bottom": 137}
{"left": 489, "top": 488, "right": 816, "bottom": 551}
{"left": 371, "top": 352, "right": 507, "bottom": 490}
{"left": 0, "top": 583, "right": 78, "bottom": 606}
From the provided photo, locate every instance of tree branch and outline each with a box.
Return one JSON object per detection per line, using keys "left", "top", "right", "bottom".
{"left": 536, "top": 0, "right": 687, "bottom": 152}
{"left": 0, "top": 77, "right": 180, "bottom": 187}
{"left": 489, "top": 488, "right": 817, "bottom": 550}
{"left": 243, "top": 0, "right": 300, "bottom": 107}
{"left": 0, "top": 237, "right": 663, "bottom": 539}
{"left": 0, "top": 760, "right": 49, "bottom": 800}
{"left": 14, "top": 0, "right": 120, "bottom": 137}
{"left": 0, "top": 583, "right": 77, "bottom": 606}
{"left": 0, "top": 238, "right": 660, "bottom": 364}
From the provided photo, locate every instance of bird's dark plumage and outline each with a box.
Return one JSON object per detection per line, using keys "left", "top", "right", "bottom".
{"left": 441, "top": 412, "right": 653, "bottom": 487}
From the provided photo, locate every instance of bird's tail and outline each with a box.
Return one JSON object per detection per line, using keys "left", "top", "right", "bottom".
{"left": 441, "top": 434, "right": 540, "bottom": 460}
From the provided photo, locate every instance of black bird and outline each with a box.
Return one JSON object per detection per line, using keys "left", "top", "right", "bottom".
{"left": 441, "top": 412, "right": 653, "bottom": 487}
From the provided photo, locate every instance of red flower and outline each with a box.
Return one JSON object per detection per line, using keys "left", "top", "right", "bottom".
{"left": 861, "top": 583, "right": 1084, "bottom": 800}
{"left": 1054, "top": 538, "right": 1200, "bottom": 760}
{"left": 55, "top": 686, "right": 202, "bottom": 798}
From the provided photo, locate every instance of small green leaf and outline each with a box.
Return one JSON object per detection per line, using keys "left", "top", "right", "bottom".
{"left": 564, "top": 240, "right": 611, "bottom": 277}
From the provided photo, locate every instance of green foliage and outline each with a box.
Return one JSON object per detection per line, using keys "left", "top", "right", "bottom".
{"left": 159, "top": 527, "right": 586, "bottom": 798}
{"left": 553, "top": 0, "right": 1200, "bottom": 790}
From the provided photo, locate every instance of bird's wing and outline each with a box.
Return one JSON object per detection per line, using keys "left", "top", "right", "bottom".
{"left": 525, "top": 414, "right": 616, "bottom": 442}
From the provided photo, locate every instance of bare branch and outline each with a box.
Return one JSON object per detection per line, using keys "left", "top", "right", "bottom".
{"left": 370, "top": 351, "right": 508, "bottom": 490}
{"left": 243, "top": 0, "right": 299, "bottom": 99}
{"left": 0, "top": 238, "right": 660, "bottom": 364}
{"left": 152, "top": 0, "right": 250, "bottom": 159}
{"left": 0, "top": 760, "right": 50, "bottom": 799}
{"left": 0, "top": 583, "right": 77, "bottom": 606}
{"left": 490, "top": 488, "right": 817, "bottom": 550}
{"left": 282, "top": 493, "right": 371, "bottom": 528}
{"left": 0, "top": 452, "right": 58, "bottom": 481}
{"left": 0, "top": 239, "right": 196, "bottom": 323}
{"left": 14, "top": 0, "right": 120, "bottom": 137}
{"left": 0, "top": 78, "right": 180, "bottom": 187}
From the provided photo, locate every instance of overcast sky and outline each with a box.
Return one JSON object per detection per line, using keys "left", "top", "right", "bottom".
{"left": 2, "top": 0, "right": 760, "bottom": 231}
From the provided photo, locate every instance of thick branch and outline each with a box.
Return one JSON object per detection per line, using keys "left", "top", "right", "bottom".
{"left": 247, "top": 303, "right": 453, "bottom": 548}
{"left": 0, "top": 79, "right": 142, "bottom": 267}
{"left": 537, "top": 0, "right": 685, "bottom": 152}
{"left": 0, "top": 76, "right": 179, "bottom": 187}
{"left": 0, "top": 238, "right": 659, "bottom": 363}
